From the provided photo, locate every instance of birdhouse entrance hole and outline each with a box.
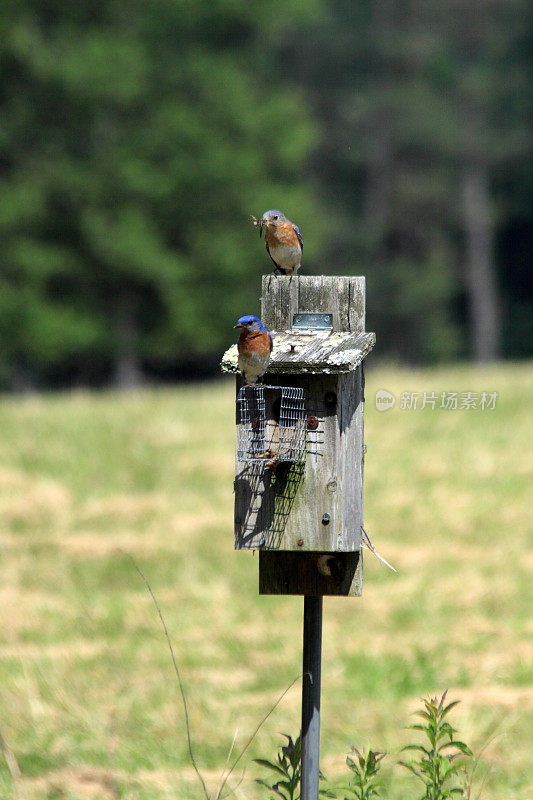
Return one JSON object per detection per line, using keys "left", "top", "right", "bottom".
{"left": 236, "top": 384, "right": 306, "bottom": 464}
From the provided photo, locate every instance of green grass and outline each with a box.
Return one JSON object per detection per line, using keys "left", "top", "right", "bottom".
{"left": 0, "top": 364, "right": 531, "bottom": 799}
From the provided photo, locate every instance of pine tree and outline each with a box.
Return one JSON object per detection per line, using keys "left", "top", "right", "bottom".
{"left": 0, "top": 0, "right": 320, "bottom": 387}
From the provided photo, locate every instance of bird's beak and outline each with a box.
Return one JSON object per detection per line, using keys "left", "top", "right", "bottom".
{"left": 234, "top": 323, "right": 243, "bottom": 328}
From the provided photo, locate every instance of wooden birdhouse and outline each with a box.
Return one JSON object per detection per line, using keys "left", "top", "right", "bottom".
{"left": 221, "top": 276, "right": 375, "bottom": 597}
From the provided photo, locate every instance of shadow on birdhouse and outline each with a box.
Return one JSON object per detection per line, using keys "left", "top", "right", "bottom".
{"left": 234, "top": 459, "right": 305, "bottom": 549}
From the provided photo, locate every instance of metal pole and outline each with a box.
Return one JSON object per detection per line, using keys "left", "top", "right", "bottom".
{"left": 301, "top": 595, "right": 323, "bottom": 800}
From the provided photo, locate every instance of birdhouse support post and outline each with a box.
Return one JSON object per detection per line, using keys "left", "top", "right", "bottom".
{"left": 301, "top": 595, "right": 323, "bottom": 800}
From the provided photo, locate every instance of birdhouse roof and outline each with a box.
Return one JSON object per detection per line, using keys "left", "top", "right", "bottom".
{"left": 221, "top": 330, "right": 375, "bottom": 375}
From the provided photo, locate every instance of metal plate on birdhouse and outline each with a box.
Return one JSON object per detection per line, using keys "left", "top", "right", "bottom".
{"left": 292, "top": 313, "right": 333, "bottom": 332}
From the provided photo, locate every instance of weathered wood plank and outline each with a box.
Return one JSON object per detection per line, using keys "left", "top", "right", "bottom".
{"left": 260, "top": 274, "right": 281, "bottom": 330}
{"left": 221, "top": 331, "right": 376, "bottom": 375}
{"left": 261, "top": 275, "right": 366, "bottom": 332}
{"left": 335, "top": 369, "right": 363, "bottom": 551}
{"left": 348, "top": 277, "right": 366, "bottom": 332}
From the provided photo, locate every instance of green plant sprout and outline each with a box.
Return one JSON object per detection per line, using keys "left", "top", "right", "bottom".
{"left": 255, "top": 734, "right": 334, "bottom": 800}
{"left": 254, "top": 734, "right": 302, "bottom": 800}
{"left": 398, "top": 690, "right": 473, "bottom": 800}
{"left": 342, "top": 746, "right": 386, "bottom": 800}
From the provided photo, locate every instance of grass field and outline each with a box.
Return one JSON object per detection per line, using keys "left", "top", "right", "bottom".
{"left": 0, "top": 364, "right": 531, "bottom": 800}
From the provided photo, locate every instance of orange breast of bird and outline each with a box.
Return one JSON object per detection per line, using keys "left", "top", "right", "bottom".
{"left": 265, "top": 222, "right": 300, "bottom": 249}
{"left": 238, "top": 329, "right": 272, "bottom": 359}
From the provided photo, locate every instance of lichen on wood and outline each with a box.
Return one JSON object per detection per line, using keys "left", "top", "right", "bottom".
{"left": 221, "top": 330, "right": 375, "bottom": 375}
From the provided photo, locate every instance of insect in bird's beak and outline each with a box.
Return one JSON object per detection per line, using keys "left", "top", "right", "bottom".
{"left": 250, "top": 214, "right": 264, "bottom": 237}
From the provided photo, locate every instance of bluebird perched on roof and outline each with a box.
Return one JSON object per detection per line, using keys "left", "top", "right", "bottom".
{"left": 234, "top": 314, "right": 273, "bottom": 384}
{"left": 252, "top": 210, "right": 303, "bottom": 275}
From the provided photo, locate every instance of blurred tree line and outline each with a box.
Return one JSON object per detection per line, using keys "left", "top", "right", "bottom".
{"left": 0, "top": 0, "right": 531, "bottom": 389}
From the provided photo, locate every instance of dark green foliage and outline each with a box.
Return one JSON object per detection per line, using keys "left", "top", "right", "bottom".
{"left": 282, "top": 0, "right": 532, "bottom": 364}
{"left": 343, "top": 747, "right": 385, "bottom": 800}
{"left": 398, "top": 690, "right": 473, "bottom": 800}
{"left": 0, "top": 0, "right": 531, "bottom": 386}
{"left": 255, "top": 734, "right": 302, "bottom": 800}
{"left": 254, "top": 734, "right": 333, "bottom": 800}
{"left": 0, "top": 0, "right": 319, "bottom": 387}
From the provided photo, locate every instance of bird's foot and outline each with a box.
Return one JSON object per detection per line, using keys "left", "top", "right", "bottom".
{"left": 254, "top": 448, "right": 276, "bottom": 461}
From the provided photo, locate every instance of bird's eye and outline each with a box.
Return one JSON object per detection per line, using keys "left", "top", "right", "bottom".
{"left": 273, "top": 215, "right": 278, "bottom": 220}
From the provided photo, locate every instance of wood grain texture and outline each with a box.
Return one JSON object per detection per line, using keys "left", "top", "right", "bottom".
{"left": 221, "top": 331, "right": 375, "bottom": 375}
{"left": 260, "top": 275, "right": 366, "bottom": 332}
{"left": 335, "top": 369, "right": 364, "bottom": 551}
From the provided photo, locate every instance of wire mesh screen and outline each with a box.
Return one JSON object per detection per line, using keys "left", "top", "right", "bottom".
{"left": 278, "top": 387, "right": 307, "bottom": 462}
{"left": 237, "top": 385, "right": 306, "bottom": 464}
{"left": 237, "top": 385, "right": 266, "bottom": 460}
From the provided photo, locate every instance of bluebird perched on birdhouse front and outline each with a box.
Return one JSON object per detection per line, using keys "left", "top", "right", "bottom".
{"left": 251, "top": 210, "right": 303, "bottom": 275}
{"left": 234, "top": 315, "right": 273, "bottom": 384}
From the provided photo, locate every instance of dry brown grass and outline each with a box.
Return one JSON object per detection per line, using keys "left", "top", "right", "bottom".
{"left": 0, "top": 365, "right": 531, "bottom": 799}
